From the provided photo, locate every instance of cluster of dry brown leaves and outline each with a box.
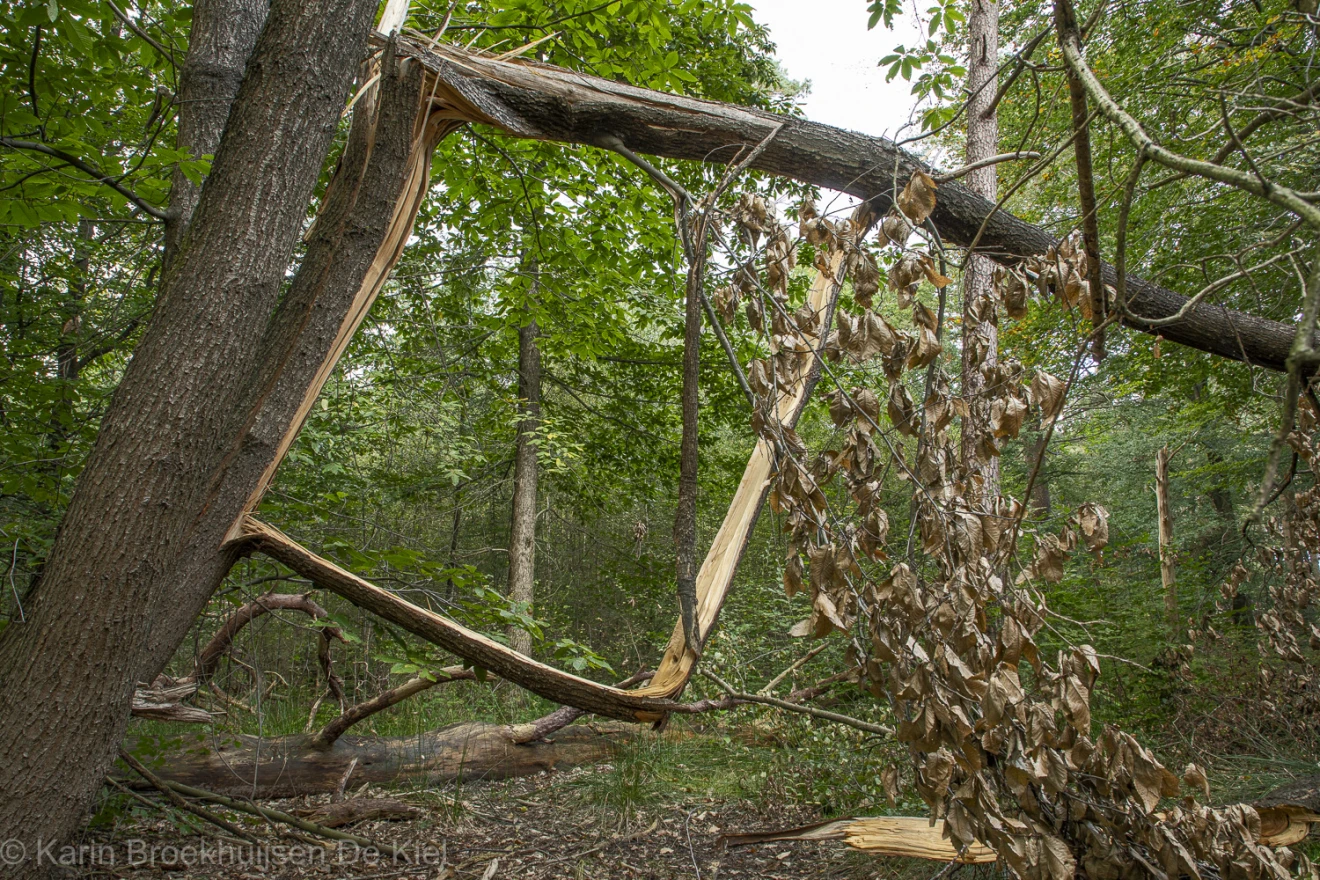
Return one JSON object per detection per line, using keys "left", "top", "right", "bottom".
{"left": 711, "top": 174, "right": 1309, "bottom": 880}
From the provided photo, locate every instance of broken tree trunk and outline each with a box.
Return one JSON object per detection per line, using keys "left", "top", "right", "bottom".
{"left": 724, "top": 798, "right": 1318, "bottom": 865}
{"left": 402, "top": 39, "right": 1305, "bottom": 372}
{"left": 237, "top": 253, "right": 850, "bottom": 721}
{"left": 0, "top": 0, "right": 382, "bottom": 862}
{"left": 124, "top": 721, "right": 634, "bottom": 798}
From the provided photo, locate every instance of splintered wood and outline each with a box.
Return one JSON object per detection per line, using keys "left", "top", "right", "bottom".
{"left": 724, "top": 805, "right": 1315, "bottom": 864}
{"left": 723, "top": 815, "right": 997, "bottom": 864}
{"left": 645, "top": 252, "right": 845, "bottom": 707}
{"left": 240, "top": 251, "right": 845, "bottom": 722}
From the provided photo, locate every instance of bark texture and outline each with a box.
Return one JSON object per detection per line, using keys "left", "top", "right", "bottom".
{"left": 1055, "top": 0, "right": 1107, "bottom": 357}
{"left": 675, "top": 231, "right": 707, "bottom": 655}
{"left": 961, "top": 0, "right": 1001, "bottom": 495}
{"left": 163, "top": 0, "right": 269, "bottom": 267}
{"left": 404, "top": 40, "right": 1306, "bottom": 372}
{"left": 1156, "top": 446, "right": 1178, "bottom": 638}
{"left": 507, "top": 316, "right": 541, "bottom": 657}
{"left": 0, "top": 0, "right": 378, "bottom": 867}
{"left": 124, "top": 722, "right": 632, "bottom": 798}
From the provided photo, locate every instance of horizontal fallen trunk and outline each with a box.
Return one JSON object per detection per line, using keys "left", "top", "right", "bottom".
{"left": 123, "top": 721, "right": 634, "bottom": 798}
{"left": 403, "top": 38, "right": 1303, "bottom": 372}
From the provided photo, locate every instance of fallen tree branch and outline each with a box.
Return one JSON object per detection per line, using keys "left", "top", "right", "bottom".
{"left": 312, "top": 666, "right": 475, "bottom": 748}
{"left": 395, "top": 38, "right": 1309, "bottom": 371}
{"left": 696, "top": 671, "right": 893, "bottom": 736}
{"left": 757, "top": 643, "right": 828, "bottom": 697}
{"left": 104, "top": 776, "right": 244, "bottom": 844}
{"left": 193, "top": 591, "right": 345, "bottom": 683}
{"left": 118, "top": 750, "right": 257, "bottom": 843}
{"left": 124, "top": 720, "right": 635, "bottom": 798}
{"left": 156, "top": 779, "right": 406, "bottom": 858}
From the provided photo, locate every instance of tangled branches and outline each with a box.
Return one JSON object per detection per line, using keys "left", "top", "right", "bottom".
{"left": 720, "top": 171, "right": 1302, "bottom": 880}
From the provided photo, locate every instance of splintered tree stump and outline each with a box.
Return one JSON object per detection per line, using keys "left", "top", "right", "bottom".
{"left": 1255, "top": 776, "right": 1320, "bottom": 846}
{"left": 125, "top": 721, "right": 635, "bottom": 798}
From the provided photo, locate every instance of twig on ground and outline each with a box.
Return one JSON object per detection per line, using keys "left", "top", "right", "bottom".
{"left": 117, "top": 750, "right": 258, "bottom": 843}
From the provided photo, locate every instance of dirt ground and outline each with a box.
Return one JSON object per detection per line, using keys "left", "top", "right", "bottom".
{"left": 78, "top": 761, "right": 974, "bottom": 879}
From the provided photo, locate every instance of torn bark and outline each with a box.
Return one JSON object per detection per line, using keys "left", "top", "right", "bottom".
{"left": 402, "top": 39, "right": 1305, "bottom": 372}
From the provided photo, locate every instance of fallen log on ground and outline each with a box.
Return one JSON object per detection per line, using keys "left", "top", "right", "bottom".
{"left": 123, "top": 720, "right": 635, "bottom": 799}
{"left": 1253, "top": 775, "right": 1320, "bottom": 847}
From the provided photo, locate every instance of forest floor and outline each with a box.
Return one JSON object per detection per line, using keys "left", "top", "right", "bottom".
{"left": 84, "top": 735, "right": 962, "bottom": 880}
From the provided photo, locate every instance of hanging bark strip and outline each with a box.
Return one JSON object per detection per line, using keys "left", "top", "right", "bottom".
{"left": 396, "top": 38, "right": 1306, "bottom": 372}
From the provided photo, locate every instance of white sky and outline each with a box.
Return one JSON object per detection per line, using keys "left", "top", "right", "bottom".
{"left": 749, "top": 0, "right": 924, "bottom": 139}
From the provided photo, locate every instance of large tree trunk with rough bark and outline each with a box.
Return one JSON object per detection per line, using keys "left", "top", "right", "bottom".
{"left": 0, "top": 0, "right": 379, "bottom": 868}
{"left": 960, "top": 0, "right": 1000, "bottom": 496}
{"left": 1, "top": 32, "right": 1313, "bottom": 873}
{"left": 162, "top": 0, "right": 269, "bottom": 267}
{"left": 125, "top": 722, "right": 633, "bottom": 798}
{"left": 507, "top": 314, "right": 541, "bottom": 657}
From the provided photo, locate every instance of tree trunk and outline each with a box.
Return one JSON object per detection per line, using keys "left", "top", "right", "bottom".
{"left": 1025, "top": 423, "right": 1052, "bottom": 516}
{"left": 123, "top": 722, "right": 632, "bottom": 798}
{"left": 1155, "top": 446, "right": 1178, "bottom": 638}
{"left": 407, "top": 40, "right": 1307, "bottom": 373}
{"left": 507, "top": 314, "right": 541, "bottom": 657}
{"left": 0, "top": 0, "right": 378, "bottom": 868}
{"left": 960, "top": 0, "right": 1000, "bottom": 498}
{"left": 163, "top": 0, "right": 269, "bottom": 268}
{"left": 675, "top": 228, "right": 707, "bottom": 655}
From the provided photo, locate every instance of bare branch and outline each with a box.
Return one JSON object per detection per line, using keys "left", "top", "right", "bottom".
{"left": 933, "top": 152, "right": 1041, "bottom": 184}
{"left": 0, "top": 136, "right": 167, "bottom": 220}
{"left": 1055, "top": 28, "right": 1320, "bottom": 229}
{"left": 118, "top": 750, "right": 257, "bottom": 843}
